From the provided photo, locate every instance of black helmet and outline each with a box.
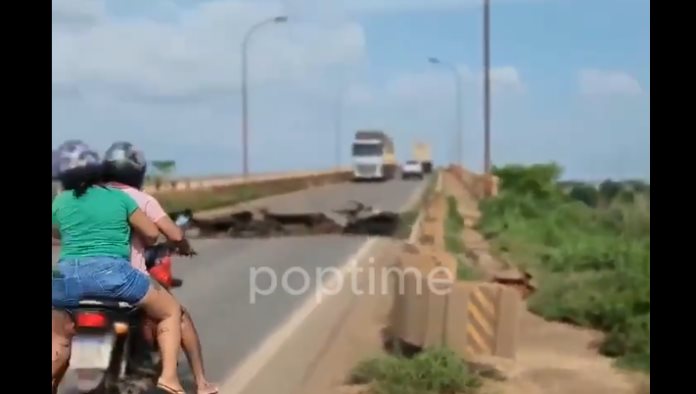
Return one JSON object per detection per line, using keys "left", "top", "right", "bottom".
{"left": 102, "top": 141, "right": 147, "bottom": 189}
{"left": 53, "top": 140, "right": 102, "bottom": 195}
{"left": 54, "top": 140, "right": 100, "bottom": 175}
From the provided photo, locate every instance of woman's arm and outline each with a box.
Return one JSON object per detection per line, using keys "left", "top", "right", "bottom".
{"left": 143, "top": 195, "right": 193, "bottom": 255}
{"left": 155, "top": 215, "right": 184, "bottom": 242}
{"left": 52, "top": 226, "right": 61, "bottom": 240}
{"left": 156, "top": 216, "right": 194, "bottom": 255}
{"left": 129, "top": 209, "right": 160, "bottom": 246}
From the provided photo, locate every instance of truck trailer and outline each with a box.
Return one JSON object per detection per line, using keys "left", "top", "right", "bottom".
{"left": 412, "top": 142, "right": 433, "bottom": 173}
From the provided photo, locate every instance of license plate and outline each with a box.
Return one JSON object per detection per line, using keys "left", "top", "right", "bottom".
{"left": 70, "top": 334, "right": 114, "bottom": 370}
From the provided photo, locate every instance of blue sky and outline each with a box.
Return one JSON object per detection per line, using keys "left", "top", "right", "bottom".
{"left": 52, "top": 0, "right": 650, "bottom": 180}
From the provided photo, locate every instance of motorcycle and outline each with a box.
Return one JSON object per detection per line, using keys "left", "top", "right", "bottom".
{"left": 70, "top": 242, "right": 187, "bottom": 393}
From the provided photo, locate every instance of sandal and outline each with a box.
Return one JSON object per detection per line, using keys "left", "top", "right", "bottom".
{"left": 197, "top": 385, "right": 219, "bottom": 394}
{"left": 156, "top": 382, "right": 186, "bottom": 394}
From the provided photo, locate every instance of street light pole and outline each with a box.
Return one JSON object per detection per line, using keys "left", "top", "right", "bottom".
{"left": 428, "top": 57, "right": 463, "bottom": 166}
{"left": 241, "top": 16, "right": 288, "bottom": 178}
{"left": 483, "top": 0, "right": 491, "bottom": 176}
{"left": 334, "top": 93, "right": 343, "bottom": 170}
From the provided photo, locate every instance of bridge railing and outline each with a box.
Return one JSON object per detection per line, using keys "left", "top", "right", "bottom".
{"left": 52, "top": 167, "right": 353, "bottom": 197}
{"left": 143, "top": 168, "right": 352, "bottom": 193}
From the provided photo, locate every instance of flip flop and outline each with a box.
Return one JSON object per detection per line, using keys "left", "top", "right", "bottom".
{"left": 197, "top": 386, "right": 219, "bottom": 394}
{"left": 156, "top": 382, "right": 186, "bottom": 394}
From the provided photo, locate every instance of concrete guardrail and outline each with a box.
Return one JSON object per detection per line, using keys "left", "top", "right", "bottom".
{"left": 52, "top": 168, "right": 353, "bottom": 196}
{"left": 145, "top": 168, "right": 352, "bottom": 193}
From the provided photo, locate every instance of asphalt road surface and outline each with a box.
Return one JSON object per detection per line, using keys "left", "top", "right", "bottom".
{"left": 55, "top": 177, "right": 427, "bottom": 393}
{"left": 242, "top": 177, "right": 428, "bottom": 213}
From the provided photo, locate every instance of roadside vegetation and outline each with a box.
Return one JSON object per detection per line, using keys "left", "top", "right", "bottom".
{"left": 154, "top": 175, "right": 350, "bottom": 213}
{"left": 154, "top": 185, "right": 262, "bottom": 212}
{"left": 396, "top": 210, "right": 420, "bottom": 239}
{"left": 396, "top": 172, "right": 439, "bottom": 239}
{"left": 478, "top": 163, "right": 650, "bottom": 372}
{"left": 348, "top": 348, "right": 481, "bottom": 394}
{"left": 444, "top": 196, "right": 478, "bottom": 280}
{"left": 347, "top": 172, "right": 485, "bottom": 394}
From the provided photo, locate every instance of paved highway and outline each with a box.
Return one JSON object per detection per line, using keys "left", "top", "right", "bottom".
{"left": 241, "top": 178, "right": 426, "bottom": 213}
{"left": 55, "top": 178, "right": 428, "bottom": 393}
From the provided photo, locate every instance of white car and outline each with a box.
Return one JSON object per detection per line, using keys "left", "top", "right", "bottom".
{"left": 401, "top": 160, "right": 424, "bottom": 180}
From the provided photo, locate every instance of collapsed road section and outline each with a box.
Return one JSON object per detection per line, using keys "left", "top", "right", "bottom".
{"left": 170, "top": 201, "right": 401, "bottom": 238}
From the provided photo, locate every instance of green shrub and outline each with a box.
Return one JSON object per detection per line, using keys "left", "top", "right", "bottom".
{"left": 493, "top": 163, "right": 564, "bottom": 201}
{"left": 349, "top": 348, "right": 481, "bottom": 394}
{"left": 568, "top": 184, "right": 599, "bottom": 207}
{"left": 599, "top": 179, "right": 624, "bottom": 202}
{"left": 618, "top": 189, "right": 636, "bottom": 204}
{"left": 397, "top": 210, "right": 420, "bottom": 239}
{"left": 445, "top": 196, "right": 465, "bottom": 254}
{"left": 479, "top": 164, "right": 650, "bottom": 373}
{"left": 624, "top": 179, "right": 649, "bottom": 194}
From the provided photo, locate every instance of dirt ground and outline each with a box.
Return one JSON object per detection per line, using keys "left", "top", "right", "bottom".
{"left": 295, "top": 169, "right": 649, "bottom": 394}
{"left": 482, "top": 311, "right": 647, "bottom": 394}
{"left": 446, "top": 170, "right": 648, "bottom": 394}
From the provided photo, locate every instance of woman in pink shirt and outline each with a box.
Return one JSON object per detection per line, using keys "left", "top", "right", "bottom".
{"left": 102, "top": 142, "right": 218, "bottom": 394}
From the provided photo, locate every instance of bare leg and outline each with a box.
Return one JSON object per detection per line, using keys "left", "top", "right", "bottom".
{"left": 181, "top": 308, "right": 218, "bottom": 394}
{"left": 142, "top": 316, "right": 157, "bottom": 347}
{"left": 138, "top": 280, "right": 184, "bottom": 392}
{"left": 142, "top": 309, "right": 217, "bottom": 393}
{"left": 52, "top": 310, "right": 74, "bottom": 394}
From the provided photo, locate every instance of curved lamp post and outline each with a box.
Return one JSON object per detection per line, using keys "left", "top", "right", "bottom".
{"left": 428, "top": 57, "right": 463, "bottom": 165}
{"left": 241, "top": 16, "right": 288, "bottom": 177}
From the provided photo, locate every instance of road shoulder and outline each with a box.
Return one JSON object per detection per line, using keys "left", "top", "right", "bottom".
{"left": 220, "top": 238, "right": 400, "bottom": 394}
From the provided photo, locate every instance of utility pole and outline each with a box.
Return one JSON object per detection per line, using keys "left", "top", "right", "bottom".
{"left": 240, "top": 16, "right": 288, "bottom": 177}
{"left": 428, "top": 57, "right": 463, "bottom": 165}
{"left": 334, "top": 93, "right": 342, "bottom": 169}
{"left": 483, "top": 0, "right": 491, "bottom": 175}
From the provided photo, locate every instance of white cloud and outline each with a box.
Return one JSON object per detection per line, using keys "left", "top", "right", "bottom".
{"left": 52, "top": 0, "right": 105, "bottom": 28}
{"left": 251, "top": 0, "right": 550, "bottom": 15}
{"left": 335, "top": 65, "right": 526, "bottom": 169}
{"left": 51, "top": 0, "right": 372, "bottom": 173}
{"left": 52, "top": 0, "right": 366, "bottom": 101}
{"left": 578, "top": 69, "right": 643, "bottom": 96}
{"left": 53, "top": 0, "right": 648, "bottom": 180}
{"left": 345, "top": 84, "right": 375, "bottom": 105}
{"left": 359, "top": 65, "right": 525, "bottom": 103}
{"left": 488, "top": 66, "right": 525, "bottom": 93}
{"left": 343, "top": 0, "right": 549, "bottom": 14}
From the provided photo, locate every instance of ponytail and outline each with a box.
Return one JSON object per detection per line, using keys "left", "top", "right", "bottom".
{"left": 59, "top": 164, "right": 104, "bottom": 198}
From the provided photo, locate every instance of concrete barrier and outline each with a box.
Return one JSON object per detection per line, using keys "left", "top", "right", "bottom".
{"left": 143, "top": 168, "right": 352, "bottom": 194}
{"left": 446, "top": 282, "right": 521, "bottom": 359}
{"left": 388, "top": 243, "right": 521, "bottom": 359}
{"left": 388, "top": 243, "right": 457, "bottom": 348}
{"left": 52, "top": 169, "right": 352, "bottom": 197}
{"left": 417, "top": 193, "right": 447, "bottom": 248}
{"left": 388, "top": 169, "right": 521, "bottom": 360}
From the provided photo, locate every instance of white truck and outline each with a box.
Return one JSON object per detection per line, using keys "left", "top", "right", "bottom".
{"left": 351, "top": 130, "right": 397, "bottom": 181}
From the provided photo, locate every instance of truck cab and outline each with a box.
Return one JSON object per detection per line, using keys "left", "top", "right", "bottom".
{"left": 352, "top": 139, "right": 386, "bottom": 180}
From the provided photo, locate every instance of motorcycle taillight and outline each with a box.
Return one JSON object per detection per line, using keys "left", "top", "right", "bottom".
{"left": 75, "top": 311, "right": 108, "bottom": 328}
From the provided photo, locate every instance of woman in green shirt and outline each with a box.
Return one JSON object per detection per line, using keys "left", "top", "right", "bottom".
{"left": 52, "top": 141, "right": 186, "bottom": 394}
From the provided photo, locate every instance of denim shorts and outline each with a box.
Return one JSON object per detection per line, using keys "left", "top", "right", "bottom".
{"left": 52, "top": 256, "right": 151, "bottom": 309}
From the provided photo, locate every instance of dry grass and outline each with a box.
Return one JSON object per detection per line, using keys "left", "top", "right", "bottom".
{"left": 154, "top": 174, "right": 351, "bottom": 212}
